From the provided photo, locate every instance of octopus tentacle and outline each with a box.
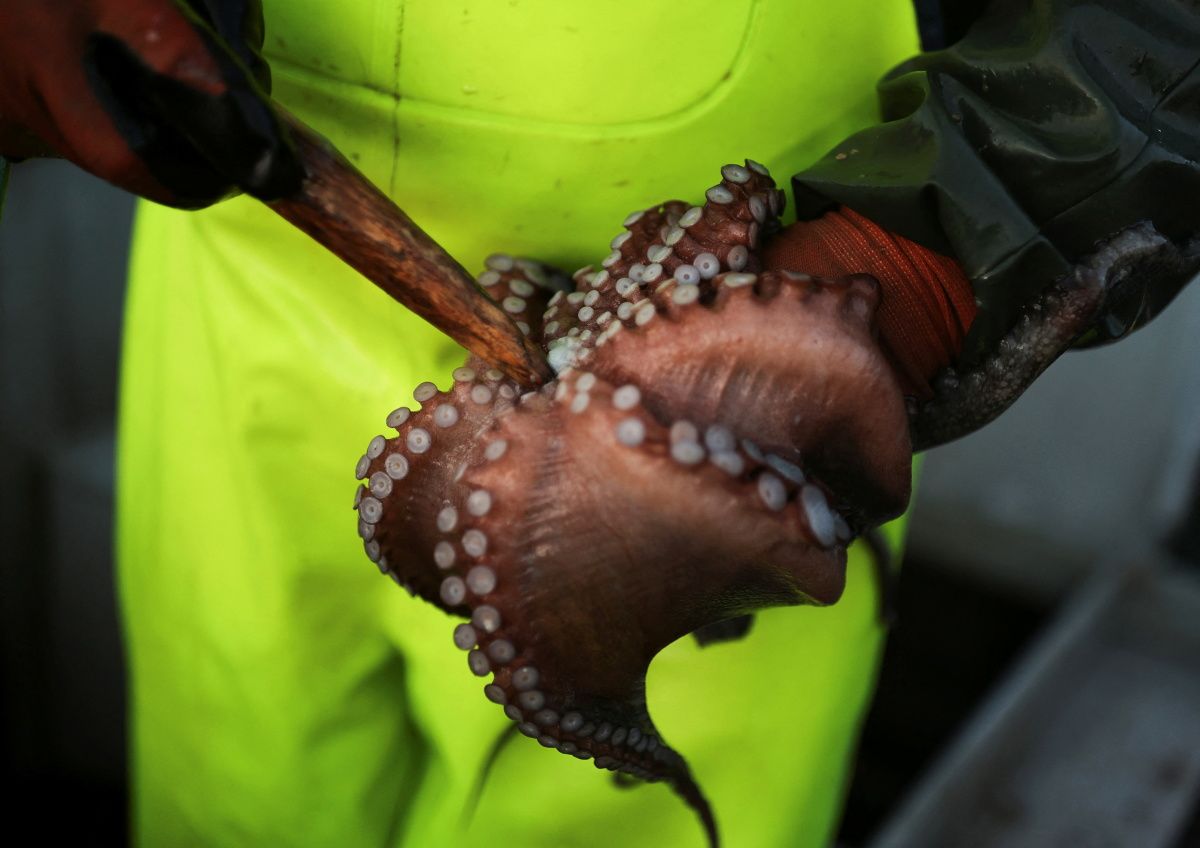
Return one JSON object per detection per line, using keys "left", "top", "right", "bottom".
{"left": 474, "top": 253, "right": 571, "bottom": 340}
{"left": 355, "top": 161, "right": 914, "bottom": 845}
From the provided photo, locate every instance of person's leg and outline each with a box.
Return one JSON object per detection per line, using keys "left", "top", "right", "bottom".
{"left": 116, "top": 197, "right": 462, "bottom": 846}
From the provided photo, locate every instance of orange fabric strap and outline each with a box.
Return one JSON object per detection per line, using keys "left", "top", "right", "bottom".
{"left": 764, "top": 208, "right": 977, "bottom": 397}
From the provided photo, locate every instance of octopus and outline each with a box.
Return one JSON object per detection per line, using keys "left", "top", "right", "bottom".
{"left": 349, "top": 160, "right": 914, "bottom": 844}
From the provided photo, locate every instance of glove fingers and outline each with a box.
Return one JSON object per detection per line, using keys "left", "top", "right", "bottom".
{"left": 177, "top": 0, "right": 272, "bottom": 91}
{"left": 84, "top": 18, "right": 300, "bottom": 206}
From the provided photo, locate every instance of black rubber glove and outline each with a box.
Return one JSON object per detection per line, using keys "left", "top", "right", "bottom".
{"left": 0, "top": 0, "right": 302, "bottom": 208}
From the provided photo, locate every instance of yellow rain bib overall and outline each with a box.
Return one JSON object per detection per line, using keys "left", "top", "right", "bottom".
{"left": 117, "top": 2, "right": 919, "bottom": 844}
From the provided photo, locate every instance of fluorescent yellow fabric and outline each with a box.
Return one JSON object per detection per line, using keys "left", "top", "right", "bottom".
{"left": 117, "top": 2, "right": 920, "bottom": 845}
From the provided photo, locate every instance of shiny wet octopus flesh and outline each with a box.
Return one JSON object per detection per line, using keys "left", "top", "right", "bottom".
{"left": 351, "top": 161, "right": 912, "bottom": 845}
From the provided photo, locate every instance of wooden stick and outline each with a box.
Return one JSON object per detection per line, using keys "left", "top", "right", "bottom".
{"left": 268, "top": 113, "right": 552, "bottom": 387}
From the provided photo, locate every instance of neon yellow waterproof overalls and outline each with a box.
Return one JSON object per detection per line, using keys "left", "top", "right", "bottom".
{"left": 117, "top": 2, "right": 919, "bottom": 844}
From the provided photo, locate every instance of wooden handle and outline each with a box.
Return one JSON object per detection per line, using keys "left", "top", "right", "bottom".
{"left": 267, "top": 113, "right": 553, "bottom": 387}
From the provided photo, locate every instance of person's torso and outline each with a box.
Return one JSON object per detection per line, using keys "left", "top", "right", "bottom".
{"left": 256, "top": 0, "right": 921, "bottom": 270}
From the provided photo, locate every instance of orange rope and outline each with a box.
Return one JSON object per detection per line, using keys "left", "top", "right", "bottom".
{"left": 763, "top": 208, "right": 976, "bottom": 397}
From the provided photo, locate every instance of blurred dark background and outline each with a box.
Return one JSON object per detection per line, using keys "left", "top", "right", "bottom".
{"left": 2, "top": 160, "right": 1199, "bottom": 846}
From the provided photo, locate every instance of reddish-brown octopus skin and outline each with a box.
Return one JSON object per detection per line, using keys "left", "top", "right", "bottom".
{"left": 352, "top": 161, "right": 912, "bottom": 846}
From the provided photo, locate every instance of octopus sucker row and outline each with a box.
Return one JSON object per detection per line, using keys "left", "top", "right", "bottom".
{"left": 554, "top": 370, "right": 856, "bottom": 553}
{"left": 475, "top": 254, "right": 571, "bottom": 338}
{"left": 353, "top": 159, "right": 915, "bottom": 846}
{"left": 541, "top": 159, "right": 784, "bottom": 356}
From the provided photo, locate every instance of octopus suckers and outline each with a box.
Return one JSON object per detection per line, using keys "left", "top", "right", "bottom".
{"left": 485, "top": 253, "right": 515, "bottom": 272}
{"left": 615, "top": 418, "right": 646, "bottom": 447}
{"left": 671, "top": 440, "right": 705, "bottom": 465}
{"left": 406, "top": 427, "right": 432, "bottom": 454}
{"left": 487, "top": 639, "right": 516, "bottom": 664}
{"left": 672, "top": 285, "right": 700, "bottom": 305}
{"left": 757, "top": 473, "right": 787, "bottom": 511}
{"left": 385, "top": 407, "right": 411, "bottom": 429}
{"left": 703, "top": 424, "right": 735, "bottom": 453}
{"left": 384, "top": 453, "right": 409, "bottom": 480}
{"left": 433, "top": 404, "right": 460, "bottom": 428}
{"left": 721, "top": 163, "right": 751, "bottom": 184}
{"left": 706, "top": 185, "right": 734, "bottom": 204}
{"left": 468, "top": 650, "right": 490, "bottom": 676}
{"left": 517, "top": 690, "right": 545, "bottom": 711}
{"left": 368, "top": 471, "right": 393, "bottom": 498}
{"left": 834, "top": 514, "right": 853, "bottom": 543}
{"left": 669, "top": 421, "right": 699, "bottom": 443}
{"left": 512, "top": 666, "right": 539, "bottom": 690}
{"left": 612, "top": 385, "right": 641, "bottom": 410}
{"left": 466, "top": 565, "right": 497, "bottom": 596}
{"left": 711, "top": 450, "right": 746, "bottom": 476}
{"left": 466, "top": 489, "right": 493, "bottom": 517}
{"left": 453, "top": 623, "right": 477, "bottom": 650}
{"left": 801, "top": 485, "right": 837, "bottom": 547}
{"left": 436, "top": 506, "right": 458, "bottom": 533}
{"left": 462, "top": 529, "right": 488, "bottom": 557}
{"left": 472, "top": 604, "right": 501, "bottom": 633}
{"left": 766, "top": 454, "right": 806, "bottom": 484}
{"left": 695, "top": 252, "right": 720, "bottom": 278}
{"left": 576, "top": 373, "right": 597, "bottom": 392}
{"left": 440, "top": 576, "right": 466, "bottom": 606}
{"left": 359, "top": 496, "right": 383, "bottom": 524}
{"left": 433, "top": 541, "right": 456, "bottom": 569}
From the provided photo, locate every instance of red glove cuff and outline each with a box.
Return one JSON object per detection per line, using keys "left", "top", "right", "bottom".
{"left": 764, "top": 208, "right": 976, "bottom": 398}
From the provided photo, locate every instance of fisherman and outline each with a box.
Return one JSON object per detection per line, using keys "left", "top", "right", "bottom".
{"left": 1, "top": 1, "right": 1196, "bottom": 844}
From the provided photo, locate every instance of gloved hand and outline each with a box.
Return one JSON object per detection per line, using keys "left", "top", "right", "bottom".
{"left": 0, "top": 0, "right": 302, "bottom": 208}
